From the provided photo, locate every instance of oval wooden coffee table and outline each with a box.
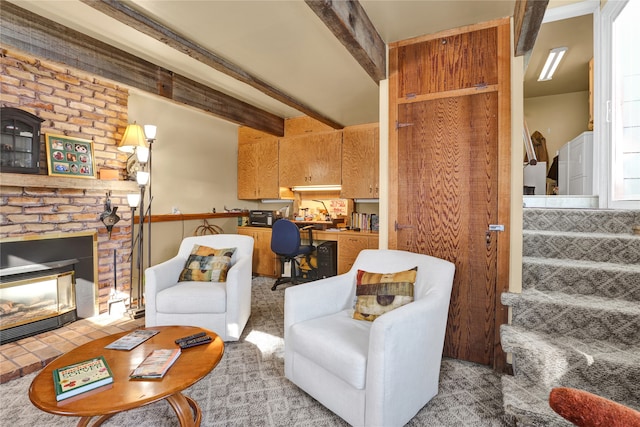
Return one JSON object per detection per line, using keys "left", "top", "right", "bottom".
{"left": 29, "top": 325, "right": 224, "bottom": 427}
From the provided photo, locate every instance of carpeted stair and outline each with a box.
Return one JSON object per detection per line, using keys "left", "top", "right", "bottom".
{"left": 501, "top": 208, "right": 640, "bottom": 426}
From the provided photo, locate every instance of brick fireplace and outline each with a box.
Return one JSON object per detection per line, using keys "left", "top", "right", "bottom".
{"left": 1, "top": 48, "right": 138, "bottom": 315}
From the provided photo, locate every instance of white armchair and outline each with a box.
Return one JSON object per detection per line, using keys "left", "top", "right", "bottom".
{"left": 284, "top": 249, "right": 455, "bottom": 427}
{"left": 145, "top": 234, "right": 254, "bottom": 342}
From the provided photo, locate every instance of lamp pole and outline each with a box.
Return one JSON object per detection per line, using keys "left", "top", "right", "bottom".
{"left": 137, "top": 183, "right": 145, "bottom": 315}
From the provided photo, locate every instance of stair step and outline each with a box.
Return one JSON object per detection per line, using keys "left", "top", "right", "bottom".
{"left": 500, "top": 325, "right": 640, "bottom": 408}
{"left": 523, "top": 230, "right": 640, "bottom": 264}
{"left": 522, "top": 257, "right": 640, "bottom": 301}
{"left": 523, "top": 208, "right": 640, "bottom": 234}
{"left": 501, "top": 290, "right": 640, "bottom": 346}
{"left": 502, "top": 375, "right": 572, "bottom": 427}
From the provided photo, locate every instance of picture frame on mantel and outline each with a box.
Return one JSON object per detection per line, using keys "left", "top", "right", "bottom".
{"left": 45, "top": 134, "right": 96, "bottom": 179}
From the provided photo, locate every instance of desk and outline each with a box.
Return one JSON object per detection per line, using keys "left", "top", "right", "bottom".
{"left": 238, "top": 226, "right": 378, "bottom": 276}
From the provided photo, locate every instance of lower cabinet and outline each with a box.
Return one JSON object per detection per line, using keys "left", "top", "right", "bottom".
{"left": 337, "top": 234, "right": 379, "bottom": 274}
{"left": 237, "top": 227, "right": 278, "bottom": 277}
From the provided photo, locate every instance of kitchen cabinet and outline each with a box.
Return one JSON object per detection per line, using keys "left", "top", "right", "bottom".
{"left": 337, "top": 234, "right": 378, "bottom": 274}
{"left": 237, "top": 127, "right": 280, "bottom": 199}
{"left": 341, "top": 123, "right": 379, "bottom": 199}
{"left": 0, "top": 107, "right": 44, "bottom": 174}
{"left": 237, "top": 227, "right": 279, "bottom": 277}
{"left": 279, "top": 131, "right": 342, "bottom": 187}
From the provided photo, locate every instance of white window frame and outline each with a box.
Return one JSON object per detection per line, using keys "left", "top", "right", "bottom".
{"left": 599, "top": 0, "right": 639, "bottom": 209}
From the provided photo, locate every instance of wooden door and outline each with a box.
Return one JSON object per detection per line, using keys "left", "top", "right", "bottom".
{"left": 389, "top": 20, "right": 510, "bottom": 368}
{"left": 397, "top": 94, "right": 498, "bottom": 365}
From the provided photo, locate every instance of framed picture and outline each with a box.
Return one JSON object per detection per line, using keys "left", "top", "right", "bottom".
{"left": 45, "top": 134, "right": 96, "bottom": 178}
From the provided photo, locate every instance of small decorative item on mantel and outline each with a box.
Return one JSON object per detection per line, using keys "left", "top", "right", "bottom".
{"left": 99, "top": 169, "right": 119, "bottom": 180}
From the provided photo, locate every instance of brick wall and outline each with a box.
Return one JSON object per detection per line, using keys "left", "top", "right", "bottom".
{"left": 1, "top": 48, "right": 135, "bottom": 313}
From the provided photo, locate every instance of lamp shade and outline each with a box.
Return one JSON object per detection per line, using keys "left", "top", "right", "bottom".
{"left": 127, "top": 193, "right": 141, "bottom": 208}
{"left": 136, "top": 171, "right": 150, "bottom": 186}
{"left": 118, "top": 123, "right": 148, "bottom": 153}
{"left": 136, "top": 146, "right": 150, "bottom": 164}
{"left": 144, "top": 124, "right": 157, "bottom": 140}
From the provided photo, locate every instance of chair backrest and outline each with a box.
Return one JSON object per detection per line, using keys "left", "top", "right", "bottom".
{"left": 271, "top": 219, "right": 301, "bottom": 257}
{"left": 177, "top": 234, "right": 254, "bottom": 266}
{"left": 350, "top": 249, "right": 455, "bottom": 300}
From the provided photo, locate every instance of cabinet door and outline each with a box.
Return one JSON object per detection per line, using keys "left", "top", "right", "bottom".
{"left": 255, "top": 138, "right": 279, "bottom": 198}
{"left": 0, "top": 107, "right": 43, "bottom": 174}
{"left": 254, "top": 228, "right": 278, "bottom": 277}
{"left": 237, "top": 228, "right": 259, "bottom": 273}
{"left": 337, "top": 235, "right": 369, "bottom": 274}
{"left": 237, "top": 140, "right": 259, "bottom": 199}
{"left": 279, "top": 132, "right": 342, "bottom": 187}
{"left": 341, "top": 124, "right": 379, "bottom": 198}
{"left": 238, "top": 128, "right": 280, "bottom": 199}
{"left": 279, "top": 135, "right": 311, "bottom": 187}
{"left": 237, "top": 228, "right": 278, "bottom": 276}
{"left": 306, "top": 132, "right": 342, "bottom": 185}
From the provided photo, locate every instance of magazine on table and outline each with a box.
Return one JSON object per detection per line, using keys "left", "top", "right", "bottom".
{"left": 130, "top": 348, "right": 181, "bottom": 379}
{"left": 105, "top": 329, "right": 160, "bottom": 350}
{"left": 52, "top": 355, "right": 114, "bottom": 401}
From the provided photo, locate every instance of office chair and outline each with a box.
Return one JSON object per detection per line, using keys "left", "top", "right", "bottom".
{"left": 270, "top": 219, "right": 315, "bottom": 291}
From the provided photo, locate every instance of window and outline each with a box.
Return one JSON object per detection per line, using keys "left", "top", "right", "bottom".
{"left": 611, "top": 0, "right": 640, "bottom": 202}
{"left": 601, "top": 0, "right": 640, "bottom": 208}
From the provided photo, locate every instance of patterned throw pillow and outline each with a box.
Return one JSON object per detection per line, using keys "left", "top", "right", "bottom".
{"left": 353, "top": 267, "right": 417, "bottom": 322}
{"left": 178, "top": 244, "right": 236, "bottom": 282}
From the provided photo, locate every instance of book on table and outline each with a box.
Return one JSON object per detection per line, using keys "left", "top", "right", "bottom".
{"left": 105, "top": 328, "right": 160, "bottom": 350}
{"left": 130, "top": 348, "right": 181, "bottom": 379}
{"left": 53, "top": 355, "right": 114, "bottom": 401}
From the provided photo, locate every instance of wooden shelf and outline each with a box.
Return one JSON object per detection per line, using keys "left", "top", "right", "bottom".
{"left": 0, "top": 173, "right": 138, "bottom": 192}
{"left": 134, "top": 212, "right": 249, "bottom": 224}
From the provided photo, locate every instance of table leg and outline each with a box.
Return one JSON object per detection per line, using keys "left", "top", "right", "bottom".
{"left": 76, "top": 414, "right": 115, "bottom": 427}
{"left": 166, "top": 392, "right": 202, "bottom": 427}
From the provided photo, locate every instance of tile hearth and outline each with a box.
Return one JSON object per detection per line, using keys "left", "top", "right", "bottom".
{"left": 0, "top": 314, "right": 144, "bottom": 384}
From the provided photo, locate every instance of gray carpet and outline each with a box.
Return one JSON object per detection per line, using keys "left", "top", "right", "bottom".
{"left": 1, "top": 277, "right": 512, "bottom": 426}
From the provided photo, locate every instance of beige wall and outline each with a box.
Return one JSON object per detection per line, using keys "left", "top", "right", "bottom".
{"left": 127, "top": 91, "right": 245, "bottom": 264}
{"left": 524, "top": 91, "right": 590, "bottom": 160}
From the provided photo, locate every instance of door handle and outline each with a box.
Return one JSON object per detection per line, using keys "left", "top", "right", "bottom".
{"left": 394, "top": 221, "right": 414, "bottom": 232}
{"left": 486, "top": 224, "right": 504, "bottom": 248}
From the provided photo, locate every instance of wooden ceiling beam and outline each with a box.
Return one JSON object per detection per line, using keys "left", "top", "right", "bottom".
{"left": 513, "top": 0, "right": 549, "bottom": 57}
{"left": 0, "top": 1, "right": 284, "bottom": 136}
{"left": 80, "top": 0, "right": 342, "bottom": 130}
{"left": 305, "top": 0, "right": 386, "bottom": 84}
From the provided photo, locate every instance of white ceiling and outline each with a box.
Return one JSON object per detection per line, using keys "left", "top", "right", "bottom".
{"left": 7, "top": 0, "right": 589, "bottom": 128}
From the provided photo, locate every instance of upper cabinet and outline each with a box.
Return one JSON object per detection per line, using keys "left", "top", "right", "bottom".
{"left": 237, "top": 127, "right": 280, "bottom": 199}
{"left": 1, "top": 107, "right": 44, "bottom": 174}
{"left": 279, "top": 131, "right": 342, "bottom": 187}
{"left": 341, "top": 123, "right": 379, "bottom": 199}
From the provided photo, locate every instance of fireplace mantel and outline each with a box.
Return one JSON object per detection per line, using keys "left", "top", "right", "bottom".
{"left": 0, "top": 173, "right": 138, "bottom": 192}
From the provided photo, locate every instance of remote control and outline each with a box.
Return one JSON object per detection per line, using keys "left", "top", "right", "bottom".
{"left": 175, "top": 332, "right": 206, "bottom": 344}
{"left": 179, "top": 335, "right": 212, "bottom": 349}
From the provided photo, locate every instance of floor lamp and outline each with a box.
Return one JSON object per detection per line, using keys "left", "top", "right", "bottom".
{"left": 118, "top": 123, "right": 149, "bottom": 318}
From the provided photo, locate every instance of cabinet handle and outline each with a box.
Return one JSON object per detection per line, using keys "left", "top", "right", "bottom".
{"left": 369, "top": 185, "right": 372, "bottom": 193}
